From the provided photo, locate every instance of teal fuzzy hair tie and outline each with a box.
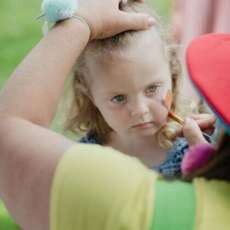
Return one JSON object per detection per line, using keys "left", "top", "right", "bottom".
{"left": 41, "top": 0, "right": 78, "bottom": 23}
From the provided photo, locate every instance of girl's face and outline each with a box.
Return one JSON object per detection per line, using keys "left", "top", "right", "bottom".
{"left": 87, "top": 32, "right": 172, "bottom": 138}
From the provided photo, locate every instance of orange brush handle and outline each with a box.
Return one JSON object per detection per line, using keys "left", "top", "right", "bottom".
{"left": 168, "top": 111, "right": 184, "bottom": 125}
{"left": 163, "top": 90, "right": 184, "bottom": 124}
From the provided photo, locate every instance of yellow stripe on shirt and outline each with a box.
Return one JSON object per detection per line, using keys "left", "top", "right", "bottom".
{"left": 194, "top": 178, "right": 230, "bottom": 230}
{"left": 50, "top": 144, "right": 158, "bottom": 230}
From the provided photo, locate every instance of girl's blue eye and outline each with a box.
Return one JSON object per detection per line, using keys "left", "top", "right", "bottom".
{"left": 111, "top": 95, "right": 126, "bottom": 104}
{"left": 145, "top": 85, "right": 160, "bottom": 95}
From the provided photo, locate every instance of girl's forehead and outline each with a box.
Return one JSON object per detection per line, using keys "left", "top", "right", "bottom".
{"left": 86, "top": 28, "right": 170, "bottom": 88}
{"left": 88, "top": 55, "right": 171, "bottom": 95}
{"left": 87, "top": 27, "right": 165, "bottom": 62}
{"left": 92, "top": 47, "right": 168, "bottom": 76}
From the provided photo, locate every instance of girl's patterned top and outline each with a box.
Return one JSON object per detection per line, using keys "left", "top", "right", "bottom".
{"left": 79, "top": 133, "right": 188, "bottom": 178}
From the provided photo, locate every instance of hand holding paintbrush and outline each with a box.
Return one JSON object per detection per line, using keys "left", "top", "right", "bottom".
{"left": 163, "top": 90, "right": 214, "bottom": 142}
{"left": 168, "top": 111, "right": 214, "bottom": 141}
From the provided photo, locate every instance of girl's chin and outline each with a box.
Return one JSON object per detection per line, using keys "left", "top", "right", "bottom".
{"left": 132, "top": 126, "right": 159, "bottom": 137}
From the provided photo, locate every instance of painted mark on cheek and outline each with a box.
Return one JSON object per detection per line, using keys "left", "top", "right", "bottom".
{"left": 163, "top": 90, "right": 184, "bottom": 125}
{"left": 162, "top": 90, "right": 173, "bottom": 111}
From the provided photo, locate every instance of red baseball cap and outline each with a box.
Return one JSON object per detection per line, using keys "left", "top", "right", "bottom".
{"left": 186, "top": 33, "right": 230, "bottom": 134}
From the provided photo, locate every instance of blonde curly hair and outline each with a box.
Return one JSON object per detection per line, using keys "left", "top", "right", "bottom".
{"left": 65, "top": 2, "right": 193, "bottom": 148}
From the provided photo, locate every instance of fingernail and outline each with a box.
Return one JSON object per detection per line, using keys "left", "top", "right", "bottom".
{"left": 185, "top": 117, "right": 193, "bottom": 124}
{"left": 148, "top": 17, "right": 155, "bottom": 26}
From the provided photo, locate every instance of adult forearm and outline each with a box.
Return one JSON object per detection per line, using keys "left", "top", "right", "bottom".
{"left": 0, "top": 19, "right": 90, "bottom": 127}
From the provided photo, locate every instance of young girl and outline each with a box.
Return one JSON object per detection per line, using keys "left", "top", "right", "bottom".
{"left": 65, "top": 2, "right": 195, "bottom": 177}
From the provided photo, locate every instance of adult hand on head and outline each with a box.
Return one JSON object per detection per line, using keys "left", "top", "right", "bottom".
{"left": 77, "top": 0, "right": 155, "bottom": 40}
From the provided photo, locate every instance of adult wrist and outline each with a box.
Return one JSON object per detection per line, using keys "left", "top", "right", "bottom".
{"left": 40, "top": 0, "right": 92, "bottom": 39}
{"left": 55, "top": 16, "right": 91, "bottom": 42}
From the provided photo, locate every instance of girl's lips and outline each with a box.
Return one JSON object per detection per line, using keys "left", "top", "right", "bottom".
{"left": 132, "top": 122, "right": 153, "bottom": 129}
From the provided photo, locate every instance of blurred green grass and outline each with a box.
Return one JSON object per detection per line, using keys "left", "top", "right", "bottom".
{"left": 0, "top": 0, "right": 171, "bottom": 132}
{"left": 0, "top": 0, "right": 41, "bottom": 86}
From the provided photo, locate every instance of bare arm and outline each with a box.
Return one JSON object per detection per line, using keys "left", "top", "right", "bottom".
{"left": 0, "top": 0, "right": 153, "bottom": 229}
{"left": 0, "top": 19, "right": 88, "bottom": 230}
{"left": 0, "top": 19, "right": 90, "bottom": 127}
{"left": 0, "top": 117, "right": 74, "bottom": 230}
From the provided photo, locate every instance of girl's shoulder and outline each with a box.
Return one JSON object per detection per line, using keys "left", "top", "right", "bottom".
{"left": 155, "top": 138, "right": 189, "bottom": 178}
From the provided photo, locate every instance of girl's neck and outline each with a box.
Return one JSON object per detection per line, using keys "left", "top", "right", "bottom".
{"left": 107, "top": 132, "right": 168, "bottom": 168}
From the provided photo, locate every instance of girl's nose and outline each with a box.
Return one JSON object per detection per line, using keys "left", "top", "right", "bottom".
{"left": 128, "top": 99, "right": 149, "bottom": 117}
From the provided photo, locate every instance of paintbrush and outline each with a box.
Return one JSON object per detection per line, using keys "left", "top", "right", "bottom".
{"left": 168, "top": 111, "right": 184, "bottom": 125}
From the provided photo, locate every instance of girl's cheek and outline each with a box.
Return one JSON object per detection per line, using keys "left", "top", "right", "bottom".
{"left": 151, "top": 104, "right": 168, "bottom": 124}
{"left": 103, "top": 106, "right": 128, "bottom": 122}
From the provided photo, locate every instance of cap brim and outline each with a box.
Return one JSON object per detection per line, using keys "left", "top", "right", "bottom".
{"left": 186, "top": 33, "right": 230, "bottom": 133}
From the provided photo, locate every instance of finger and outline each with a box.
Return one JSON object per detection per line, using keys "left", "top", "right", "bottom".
{"left": 190, "top": 113, "right": 216, "bottom": 122}
{"left": 196, "top": 118, "right": 216, "bottom": 130}
{"left": 183, "top": 118, "right": 207, "bottom": 146}
{"left": 174, "top": 127, "right": 183, "bottom": 137}
{"left": 190, "top": 113, "right": 212, "bottom": 119}
{"left": 116, "top": 11, "right": 155, "bottom": 32}
{"left": 189, "top": 114, "right": 216, "bottom": 130}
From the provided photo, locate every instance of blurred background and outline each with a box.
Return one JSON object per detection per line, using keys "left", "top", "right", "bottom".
{"left": 0, "top": 0, "right": 171, "bottom": 87}
{"left": 0, "top": 0, "right": 171, "bottom": 132}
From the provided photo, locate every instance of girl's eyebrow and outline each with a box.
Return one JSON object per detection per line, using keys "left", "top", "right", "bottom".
{"left": 106, "top": 91, "right": 125, "bottom": 96}
{"left": 144, "top": 81, "right": 163, "bottom": 88}
{"left": 146, "top": 81, "right": 163, "bottom": 85}
{"left": 100, "top": 89, "right": 125, "bottom": 97}
{"left": 102, "top": 81, "right": 164, "bottom": 97}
